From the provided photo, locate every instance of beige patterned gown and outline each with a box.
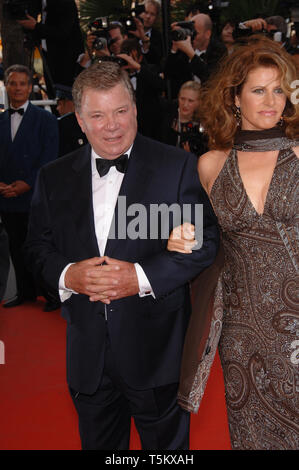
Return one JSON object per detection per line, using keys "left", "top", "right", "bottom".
{"left": 209, "top": 145, "right": 299, "bottom": 450}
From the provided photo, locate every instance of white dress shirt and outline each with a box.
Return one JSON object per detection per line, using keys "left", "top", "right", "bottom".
{"left": 59, "top": 146, "right": 154, "bottom": 302}
{"left": 10, "top": 100, "right": 29, "bottom": 141}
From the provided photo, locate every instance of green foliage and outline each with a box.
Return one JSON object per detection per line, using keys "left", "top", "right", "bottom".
{"left": 168, "top": 0, "right": 289, "bottom": 24}
{"left": 224, "top": 0, "right": 280, "bottom": 23}
{"left": 79, "top": 0, "right": 132, "bottom": 31}
{"left": 169, "top": 0, "right": 193, "bottom": 22}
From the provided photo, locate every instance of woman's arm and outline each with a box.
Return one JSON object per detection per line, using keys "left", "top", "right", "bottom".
{"left": 167, "top": 150, "right": 228, "bottom": 253}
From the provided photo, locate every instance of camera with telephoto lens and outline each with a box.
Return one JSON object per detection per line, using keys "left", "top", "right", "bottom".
{"left": 120, "top": 4, "right": 145, "bottom": 33}
{"left": 171, "top": 21, "right": 197, "bottom": 42}
{"left": 88, "top": 17, "right": 113, "bottom": 51}
{"left": 3, "top": 0, "right": 30, "bottom": 20}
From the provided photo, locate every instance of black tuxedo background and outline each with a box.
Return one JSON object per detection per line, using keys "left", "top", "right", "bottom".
{"left": 57, "top": 112, "right": 88, "bottom": 157}
{"left": 164, "top": 37, "right": 227, "bottom": 99}
{"left": 134, "top": 59, "right": 166, "bottom": 140}
{"left": 32, "top": 0, "right": 84, "bottom": 90}
{"left": 25, "top": 133, "right": 218, "bottom": 395}
{"left": 145, "top": 27, "right": 164, "bottom": 68}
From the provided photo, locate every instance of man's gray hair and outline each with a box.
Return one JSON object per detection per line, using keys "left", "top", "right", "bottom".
{"left": 72, "top": 61, "right": 136, "bottom": 113}
{"left": 4, "top": 64, "right": 32, "bottom": 85}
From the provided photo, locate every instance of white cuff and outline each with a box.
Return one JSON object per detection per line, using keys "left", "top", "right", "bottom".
{"left": 58, "top": 263, "right": 78, "bottom": 302}
{"left": 134, "top": 263, "right": 155, "bottom": 298}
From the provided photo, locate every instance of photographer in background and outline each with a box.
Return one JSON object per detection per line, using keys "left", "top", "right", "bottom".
{"left": 132, "top": 0, "right": 164, "bottom": 68}
{"left": 77, "top": 20, "right": 128, "bottom": 72}
{"left": 164, "top": 13, "right": 226, "bottom": 99}
{"left": 234, "top": 16, "right": 290, "bottom": 50}
{"left": 18, "top": 0, "right": 84, "bottom": 98}
{"left": 1, "top": 0, "right": 41, "bottom": 70}
{"left": 117, "top": 38, "right": 166, "bottom": 140}
{"left": 159, "top": 80, "right": 208, "bottom": 158}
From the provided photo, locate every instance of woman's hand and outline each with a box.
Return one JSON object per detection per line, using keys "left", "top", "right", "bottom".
{"left": 167, "top": 222, "right": 197, "bottom": 253}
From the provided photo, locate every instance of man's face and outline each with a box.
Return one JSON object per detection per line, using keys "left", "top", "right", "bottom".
{"left": 192, "top": 18, "right": 211, "bottom": 51}
{"left": 76, "top": 83, "right": 137, "bottom": 160}
{"left": 6, "top": 72, "right": 32, "bottom": 108}
{"left": 140, "top": 3, "right": 158, "bottom": 29}
{"left": 109, "top": 27, "right": 127, "bottom": 55}
{"left": 56, "top": 98, "right": 74, "bottom": 116}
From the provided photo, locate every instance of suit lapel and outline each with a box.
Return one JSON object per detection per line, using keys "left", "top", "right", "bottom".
{"left": 104, "top": 134, "right": 154, "bottom": 258}
{"left": 70, "top": 144, "right": 100, "bottom": 257}
{"left": 0, "top": 111, "right": 12, "bottom": 142}
{"left": 0, "top": 112, "right": 13, "bottom": 174}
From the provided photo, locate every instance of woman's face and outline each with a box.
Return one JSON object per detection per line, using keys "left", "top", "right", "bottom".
{"left": 178, "top": 88, "right": 200, "bottom": 121}
{"left": 221, "top": 23, "right": 234, "bottom": 44}
{"left": 235, "top": 66, "right": 287, "bottom": 131}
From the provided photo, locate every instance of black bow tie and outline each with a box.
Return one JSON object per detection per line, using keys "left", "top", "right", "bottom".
{"left": 96, "top": 154, "right": 128, "bottom": 177}
{"left": 8, "top": 108, "right": 24, "bottom": 116}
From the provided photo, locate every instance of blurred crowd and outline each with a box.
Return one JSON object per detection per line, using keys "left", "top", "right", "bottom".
{"left": 0, "top": 0, "right": 298, "bottom": 309}
{"left": 1, "top": 0, "right": 298, "bottom": 157}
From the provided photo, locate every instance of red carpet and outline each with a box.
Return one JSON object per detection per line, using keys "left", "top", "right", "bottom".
{"left": 0, "top": 298, "right": 231, "bottom": 450}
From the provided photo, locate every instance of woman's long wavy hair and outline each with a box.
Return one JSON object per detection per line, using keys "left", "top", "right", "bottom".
{"left": 198, "top": 36, "right": 299, "bottom": 150}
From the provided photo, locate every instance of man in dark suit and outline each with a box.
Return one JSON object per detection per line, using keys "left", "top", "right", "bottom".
{"left": 119, "top": 38, "right": 166, "bottom": 140}
{"left": 0, "top": 64, "right": 59, "bottom": 309}
{"left": 165, "top": 13, "right": 227, "bottom": 98}
{"left": 55, "top": 84, "right": 87, "bottom": 157}
{"left": 132, "top": 0, "right": 164, "bottom": 69}
{"left": 18, "top": 0, "right": 84, "bottom": 97}
{"left": 24, "top": 61, "right": 219, "bottom": 450}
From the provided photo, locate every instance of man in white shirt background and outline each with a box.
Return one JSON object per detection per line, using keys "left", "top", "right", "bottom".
{"left": 25, "top": 61, "right": 219, "bottom": 450}
{"left": 0, "top": 64, "right": 59, "bottom": 310}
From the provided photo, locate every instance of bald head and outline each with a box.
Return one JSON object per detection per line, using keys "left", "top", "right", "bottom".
{"left": 192, "top": 13, "right": 213, "bottom": 32}
{"left": 192, "top": 13, "right": 212, "bottom": 51}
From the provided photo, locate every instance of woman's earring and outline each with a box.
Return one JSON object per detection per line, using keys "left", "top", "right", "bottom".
{"left": 234, "top": 106, "right": 241, "bottom": 126}
{"left": 278, "top": 115, "right": 284, "bottom": 127}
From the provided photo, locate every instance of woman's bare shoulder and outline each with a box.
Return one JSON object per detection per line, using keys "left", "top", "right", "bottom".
{"left": 197, "top": 149, "right": 231, "bottom": 194}
{"left": 292, "top": 146, "right": 299, "bottom": 159}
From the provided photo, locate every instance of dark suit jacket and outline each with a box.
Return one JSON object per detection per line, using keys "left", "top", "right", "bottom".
{"left": 135, "top": 60, "right": 166, "bottom": 140}
{"left": 32, "top": 0, "right": 84, "bottom": 87}
{"left": 164, "top": 36, "right": 227, "bottom": 98}
{"left": 0, "top": 103, "right": 58, "bottom": 213}
{"left": 25, "top": 133, "right": 219, "bottom": 394}
{"left": 57, "top": 112, "right": 88, "bottom": 157}
{"left": 145, "top": 27, "right": 164, "bottom": 68}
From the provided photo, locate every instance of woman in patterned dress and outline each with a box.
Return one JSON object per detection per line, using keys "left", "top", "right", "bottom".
{"left": 167, "top": 36, "right": 299, "bottom": 450}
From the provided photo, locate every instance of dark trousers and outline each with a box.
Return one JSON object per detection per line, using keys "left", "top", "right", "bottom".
{"left": 70, "top": 333, "right": 190, "bottom": 450}
{"left": 1, "top": 212, "right": 60, "bottom": 304}
{"left": 1, "top": 212, "right": 36, "bottom": 300}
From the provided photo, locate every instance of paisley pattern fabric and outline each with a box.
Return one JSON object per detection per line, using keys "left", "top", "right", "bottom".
{"left": 210, "top": 145, "right": 299, "bottom": 450}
